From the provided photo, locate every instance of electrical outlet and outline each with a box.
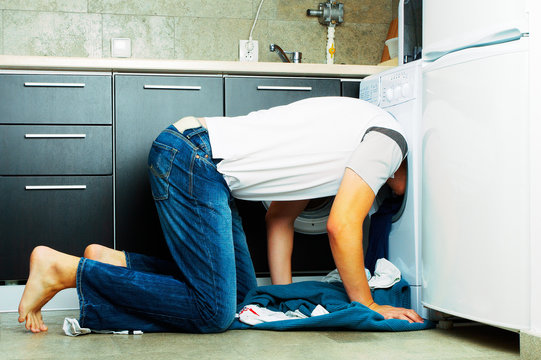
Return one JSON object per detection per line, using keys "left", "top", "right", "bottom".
{"left": 239, "top": 40, "right": 258, "bottom": 62}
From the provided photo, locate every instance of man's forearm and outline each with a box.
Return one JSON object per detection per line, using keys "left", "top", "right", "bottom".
{"left": 329, "top": 228, "right": 374, "bottom": 306}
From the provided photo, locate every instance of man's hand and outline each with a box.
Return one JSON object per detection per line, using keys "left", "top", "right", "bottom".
{"left": 368, "top": 303, "right": 424, "bottom": 323}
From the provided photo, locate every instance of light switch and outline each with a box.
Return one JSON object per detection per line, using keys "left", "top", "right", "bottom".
{"left": 111, "top": 38, "right": 131, "bottom": 58}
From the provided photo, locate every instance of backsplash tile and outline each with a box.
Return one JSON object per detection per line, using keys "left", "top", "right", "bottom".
{"left": 175, "top": 17, "right": 254, "bottom": 61}
{"left": 89, "top": 0, "right": 252, "bottom": 19}
{"left": 3, "top": 11, "right": 101, "bottom": 57}
{"left": 0, "top": 0, "right": 87, "bottom": 13}
{"left": 0, "top": 0, "right": 394, "bottom": 65}
{"left": 0, "top": 11, "right": 3, "bottom": 54}
{"left": 102, "top": 14, "right": 175, "bottom": 59}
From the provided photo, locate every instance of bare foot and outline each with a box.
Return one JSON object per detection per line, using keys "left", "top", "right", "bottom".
{"left": 18, "top": 246, "right": 79, "bottom": 333}
{"left": 84, "top": 244, "right": 126, "bottom": 267}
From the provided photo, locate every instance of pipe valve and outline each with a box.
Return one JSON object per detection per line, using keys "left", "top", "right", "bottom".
{"left": 307, "top": 1, "right": 344, "bottom": 26}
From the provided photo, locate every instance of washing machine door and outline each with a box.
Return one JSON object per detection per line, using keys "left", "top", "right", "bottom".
{"left": 262, "top": 197, "right": 334, "bottom": 235}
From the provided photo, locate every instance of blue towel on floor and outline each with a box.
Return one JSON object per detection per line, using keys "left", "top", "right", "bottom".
{"left": 229, "top": 280, "right": 433, "bottom": 331}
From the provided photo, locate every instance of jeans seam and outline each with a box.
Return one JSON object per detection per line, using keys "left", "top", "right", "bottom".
{"left": 191, "top": 183, "right": 219, "bottom": 323}
{"left": 124, "top": 251, "right": 131, "bottom": 269}
{"left": 77, "top": 258, "right": 87, "bottom": 326}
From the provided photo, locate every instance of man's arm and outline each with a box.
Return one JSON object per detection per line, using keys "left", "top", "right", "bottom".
{"left": 327, "top": 168, "right": 423, "bottom": 323}
{"left": 266, "top": 200, "right": 310, "bottom": 285}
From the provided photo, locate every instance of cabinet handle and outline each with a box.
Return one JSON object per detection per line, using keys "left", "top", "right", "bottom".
{"left": 257, "top": 86, "right": 313, "bottom": 91}
{"left": 25, "top": 134, "right": 87, "bottom": 139}
{"left": 24, "top": 82, "right": 85, "bottom": 88}
{"left": 25, "top": 185, "right": 87, "bottom": 190}
{"left": 143, "top": 85, "right": 202, "bottom": 91}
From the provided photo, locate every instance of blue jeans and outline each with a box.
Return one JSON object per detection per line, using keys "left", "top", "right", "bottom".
{"left": 77, "top": 126, "right": 257, "bottom": 333}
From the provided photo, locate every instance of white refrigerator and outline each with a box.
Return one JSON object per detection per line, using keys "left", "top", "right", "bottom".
{"left": 421, "top": 0, "right": 539, "bottom": 331}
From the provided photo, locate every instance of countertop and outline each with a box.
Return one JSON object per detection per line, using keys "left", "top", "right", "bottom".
{"left": 0, "top": 55, "right": 392, "bottom": 78}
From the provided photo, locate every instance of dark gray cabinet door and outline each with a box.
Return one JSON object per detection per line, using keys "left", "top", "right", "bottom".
{"left": 224, "top": 77, "right": 340, "bottom": 275}
{"left": 225, "top": 77, "right": 340, "bottom": 116}
{"left": 0, "top": 74, "right": 112, "bottom": 125}
{"left": 0, "top": 176, "right": 113, "bottom": 280}
{"left": 0, "top": 125, "right": 112, "bottom": 175}
{"left": 341, "top": 80, "right": 362, "bottom": 98}
{"left": 114, "top": 75, "right": 223, "bottom": 257}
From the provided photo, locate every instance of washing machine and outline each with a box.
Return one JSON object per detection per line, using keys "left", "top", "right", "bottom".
{"left": 236, "top": 196, "right": 336, "bottom": 277}
{"left": 359, "top": 60, "right": 426, "bottom": 318}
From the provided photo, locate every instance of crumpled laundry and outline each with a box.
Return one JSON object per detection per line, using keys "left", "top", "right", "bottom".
{"left": 229, "top": 280, "right": 433, "bottom": 331}
{"left": 369, "top": 258, "right": 401, "bottom": 289}
{"left": 238, "top": 304, "right": 329, "bottom": 325}
{"left": 321, "top": 258, "right": 401, "bottom": 289}
{"left": 63, "top": 318, "right": 143, "bottom": 337}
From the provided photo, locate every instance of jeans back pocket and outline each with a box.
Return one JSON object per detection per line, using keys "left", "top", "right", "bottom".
{"left": 148, "top": 141, "right": 177, "bottom": 200}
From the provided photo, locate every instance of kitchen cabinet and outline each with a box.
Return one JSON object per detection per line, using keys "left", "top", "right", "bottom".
{"left": 225, "top": 76, "right": 341, "bottom": 116}
{"left": 224, "top": 76, "right": 341, "bottom": 276}
{"left": 0, "top": 73, "right": 113, "bottom": 281}
{"left": 114, "top": 74, "right": 223, "bottom": 257}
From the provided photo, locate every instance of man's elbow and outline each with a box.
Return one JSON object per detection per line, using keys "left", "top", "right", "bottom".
{"left": 326, "top": 216, "right": 349, "bottom": 246}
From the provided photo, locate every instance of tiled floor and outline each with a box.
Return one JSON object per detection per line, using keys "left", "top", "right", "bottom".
{"left": 0, "top": 310, "right": 520, "bottom": 360}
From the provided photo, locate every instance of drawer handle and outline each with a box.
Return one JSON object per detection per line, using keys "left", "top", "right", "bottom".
{"left": 257, "top": 86, "right": 313, "bottom": 91}
{"left": 24, "top": 82, "right": 86, "bottom": 88}
{"left": 25, "top": 134, "right": 87, "bottom": 139}
{"left": 143, "top": 85, "right": 202, "bottom": 91}
{"left": 25, "top": 185, "right": 87, "bottom": 191}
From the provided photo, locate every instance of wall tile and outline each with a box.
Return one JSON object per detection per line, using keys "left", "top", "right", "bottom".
{"left": 175, "top": 17, "right": 254, "bottom": 61}
{"left": 0, "top": 11, "right": 3, "bottom": 54}
{"left": 257, "top": 20, "right": 327, "bottom": 64}
{"left": 0, "top": 0, "right": 87, "bottom": 12}
{"left": 3, "top": 11, "right": 101, "bottom": 57}
{"left": 347, "top": 0, "right": 393, "bottom": 24}
{"left": 0, "top": 1, "right": 392, "bottom": 64}
{"left": 277, "top": 0, "right": 329, "bottom": 22}
{"left": 253, "top": 0, "right": 316, "bottom": 22}
{"left": 335, "top": 23, "right": 388, "bottom": 65}
{"left": 102, "top": 15, "right": 175, "bottom": 58}
{"left": 90, "top": 0, "right": 251, "bottom": 19}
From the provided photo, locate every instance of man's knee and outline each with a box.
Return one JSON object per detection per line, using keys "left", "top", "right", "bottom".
{"left": 83, "top": 244, "right": 102, "bottom": 260}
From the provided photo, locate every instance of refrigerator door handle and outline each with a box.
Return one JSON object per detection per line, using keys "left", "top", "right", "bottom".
{"left": 424, "top": 27, "right": 523, "bottom": 62}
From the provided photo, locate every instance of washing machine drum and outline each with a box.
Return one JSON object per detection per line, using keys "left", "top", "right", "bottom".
{"left": 262, "top": 197, "right": 334, "bottom": 235}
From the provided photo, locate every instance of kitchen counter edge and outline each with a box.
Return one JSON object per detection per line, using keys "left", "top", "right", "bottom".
{"left": 0, "top": 55, "right": 392, "bottom": 78}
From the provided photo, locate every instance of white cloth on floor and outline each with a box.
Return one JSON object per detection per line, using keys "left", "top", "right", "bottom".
{"left": 321, "top": 258, "right": 401, "bottom": 289}
{"left": 237, "top": 304, "right": 329, "bottom": 326}
{"left": 368, "top": 258, "right": 401, "bottom": 289}
{"left": 63, "top": 317, "right": 91, "bottom": 337}
{"left": 63, "top": 318, "right": 143, "bottom": 336}
{"left": 321, "top": 268, "right": 372, "bottom": 284}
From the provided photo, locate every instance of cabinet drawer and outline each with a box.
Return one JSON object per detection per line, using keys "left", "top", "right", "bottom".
{"left": 0, "top": 125, "right": 112, "bottom": 175}
{"left": 114, "top": 74, "right": 223, "bottom": 256}
{"left": 0, "top": 74, "right": 112, "bottom": 125}
{"left": 225, "top": 77, "right": 341, "bottom": 116}
{"left": 0, "top": 176, "right": 113, "bottom": 280}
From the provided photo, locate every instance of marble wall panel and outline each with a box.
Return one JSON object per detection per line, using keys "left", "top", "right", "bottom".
{"left": 0, "top": 0, "right": 393, "bottom": 64}
{"left": 175, "top": 17, "right": 255, "bottom": 61}
{"left": 256, "top": 20, "right": 327, "bottom": 64}
{"left": 336, "top": 23, "right": 388, "bottom": 65}
{"left": 0, "top": 0, "right": 87, "bottom": 12}
{"left": 347, "top": 0, "right": 392, "bottom": 24}
{"left": 89, "top": 0, "right": 252, "bottom": 19}
{"left": 102, "top": 15, "right": 175, "bottom": 59}
{"left": 3, "top": 11, "right": 101, "bottom": 57}
{"left": 0, "top": 11, "right": 3, "bottom": 54}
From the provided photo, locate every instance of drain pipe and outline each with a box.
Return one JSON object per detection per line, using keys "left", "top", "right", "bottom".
{"left": 307, "top": 1, "right": 344, "bottom": 64}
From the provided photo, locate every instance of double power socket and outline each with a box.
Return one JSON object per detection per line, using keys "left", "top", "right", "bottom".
{"left": 239, "top": 40, "right": 259, "bottom": 62}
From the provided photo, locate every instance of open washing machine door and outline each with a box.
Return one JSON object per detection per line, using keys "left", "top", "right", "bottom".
{"left": 262, "top": 197, "right": 334, "bottom": 235}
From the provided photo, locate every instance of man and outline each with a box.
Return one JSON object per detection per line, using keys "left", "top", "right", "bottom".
{"left": 18, "top": 96, "right": 422, "bottom": 333}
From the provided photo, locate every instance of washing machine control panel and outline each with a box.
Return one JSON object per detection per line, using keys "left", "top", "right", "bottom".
{"left": 380, "top": 65, "right": 418, "bottom": 107}
{"left": 359, "top": 78, "right": 380, "bottom": 106}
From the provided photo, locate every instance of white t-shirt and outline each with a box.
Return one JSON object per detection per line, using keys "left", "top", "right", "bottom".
{"left": 205, "top": 96, "right": 404, "bottom": 201}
